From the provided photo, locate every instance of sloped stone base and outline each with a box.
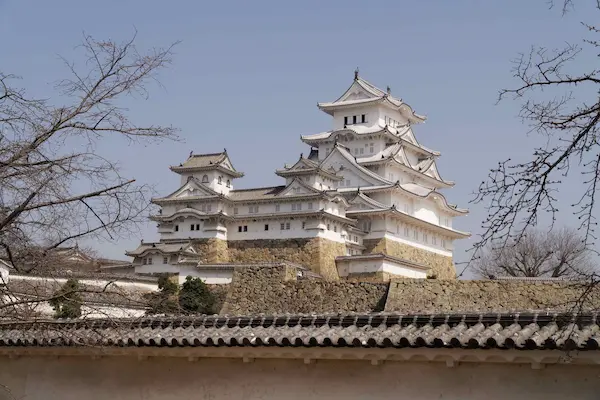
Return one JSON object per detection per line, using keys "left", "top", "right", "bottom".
{"left": 192, "top": 239, "right": 230, "bottom": 263}
{"left": 227, "top": 238, "right": 345, "bottom": 280}
{"left": 363, "top": 238, "right": 456, "bottom": 279}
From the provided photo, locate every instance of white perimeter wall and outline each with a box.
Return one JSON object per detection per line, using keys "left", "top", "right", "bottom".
{"left": 0, "top": 356, "right": 597, "bottom": 400}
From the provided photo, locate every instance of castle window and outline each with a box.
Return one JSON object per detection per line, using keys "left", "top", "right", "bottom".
{"left": 285, "top": 222, "right": 290, "bottom": 230}
{"left": 433, "top": 236, "right": 438, "bottom": 245}
{"left": 344, "top": 116, "right": 349, "bottom": 125}
{"left": 226, "top": 180, "right": 231, "bottom": 188}
{"left": 413, "top": 230, "right": 419, "bottom": 240}
{"left": 308, "top": 202, "right": 313, "bottom": 210}
{"left": 275, "top": 204, "right": 280, "bottom": 212}
{"left": 327, "top": 224, "right": 330, "bottom": 230}
{"left": 163, "top": 256, "right": 168, "bottom": 264}
{"left": 292, "top": 203, "right": 302, "bottom": 211}
{"left": 302, "top": 222, "right": 306, "bottom": 229}
{"left": 369, "top": 143, "right": 374, "bottom": 153}
{"left": 190, "top": 224, "right": 195, "bottom": 231}
{"left": 218, "top": 176, "right": 222, "bottom": 184}
{"left": 243, "top": 225, "right": 248, "bottom": 232}
{"left": 404, "top": 226, "right": 409, "bottom": 236}
{"left": 442, "top": 239, "right": 447, "bottom": 248}
{"left": 202, "top": 175, "right": 209, "bottom": 183}
{"left": 147, "top": 257, "right": 153, "bottom": 265}
{"left": 280, "top": 223, "right": 285, "bottom": 230}
{"left": 334, "top": 225, "right": 337, "bottom": 232}
{"left": 238, "top": 226, "right": 242, "bottom": 232}
{"left": 359, "top": 147, "right": 364, "bottom": 155}
{"left": 423, "top": 233, "right": 429, "bottom": 243}
{"left": 352, "top": 115, "right": 357, "bottom": 124}
{"left": 361, "top": 114, "right": 366, "bottom": 123}
{"left": 142, "top": 258, "right": 147, "bottom": 265}
{"left": 196, "top": 224, "right": 200, "bottom": 231}
{"left": 234, "top": 207, "right": 238, "bottom": 215}
{"left": 264, "top": 224, "right": 269, "bottom": 231}
{"left": 175, "top": 225, "right": 179, "bottom": 232}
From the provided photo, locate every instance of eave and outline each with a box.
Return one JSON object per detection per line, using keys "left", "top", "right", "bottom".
{"left": 359, "top": 158, "right": 454, "bottom": 189}
{"left": 346, "top": 208, "right": 470, "bottom": 239}
{"left": 335, "top": 253, "right": 429, "bottom": 271}
{"left": 356, "top": 184, "right": 468, "bottom": 216}
{"left": 301, "top": 127, "right": 400, "bottom": 146}
{"left": 234, "top": 209, "right": 356, "bottom": 225}
{"left": 169, "top": 165, "right": 244, "bottom": 178}
{"left": 275, "top": 167, "right": 343, "bottom": 181}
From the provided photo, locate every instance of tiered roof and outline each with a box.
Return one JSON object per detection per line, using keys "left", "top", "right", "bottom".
{"left": 170, "top": 150, "right": 244, "bottom": 178}
{"left": 317, "top": 71, "right": 426, "bottom": 124}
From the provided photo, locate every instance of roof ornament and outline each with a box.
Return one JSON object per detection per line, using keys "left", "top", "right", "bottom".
{"left": 386, "top": 86, "right": 391, "bottom": 95}
{"left": 189, "top": 150, "right": 193, "bottom": 158}
{"left": 300, "top": 153, "right": 303, "bottom": 160}
{"left": 223, "top": 148, "right": 227, "bottom": 154}
{"left": 354, "top": 67, "right": 359, "bottom": 80}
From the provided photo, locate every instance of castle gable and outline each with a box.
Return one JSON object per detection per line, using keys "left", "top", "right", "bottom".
{"left": 277, "top": 178, "right": 321, "bottom": 197}
{"left": 320, "top": 146, "right": 389, "bottom": 187}
{"left": 168, "top": 178, "right": 220, "bottom": 200}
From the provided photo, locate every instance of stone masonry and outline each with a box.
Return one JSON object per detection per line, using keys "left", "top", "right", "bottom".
{"left": 215, "top": 264, "right": 600, "bottom": 315}
{"left": 221, "top": 265, "right": 388, "bottom": 315}
{"left": 227, "top": 238, "right": 345, "bottom": 280}
{"left": 363, "top": 238, "right": 455, "bottom": 279}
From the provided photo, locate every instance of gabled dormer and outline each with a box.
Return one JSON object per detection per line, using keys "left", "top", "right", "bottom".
{"left": 275, "top": 154, "right": 343, "bottom": 190}
{"left": 317, "top": 70, "right": 426, "bottom": 131}
{"left": 169, "top": 150, "right": 243, "bottom": 195}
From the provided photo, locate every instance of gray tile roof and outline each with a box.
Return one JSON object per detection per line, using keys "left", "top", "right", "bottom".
{"left": 180, "top": 152, "right": 227, "bottom": 168}
{"left": 0, "top": 312, "right": 598, "bottom": 350}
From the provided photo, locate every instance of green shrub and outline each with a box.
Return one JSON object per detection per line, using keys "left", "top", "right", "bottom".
{"left": 178, "top": 276, "right": 215, "bottom": 314}
{"left": 49, "top": 278, "right": 82, "bottom": 319}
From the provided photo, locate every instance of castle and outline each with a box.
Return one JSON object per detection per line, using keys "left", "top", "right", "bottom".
{"left": 125, "top": 72, "right": 469, "bottom": 283}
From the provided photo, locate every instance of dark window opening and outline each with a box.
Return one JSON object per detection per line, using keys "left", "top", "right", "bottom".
{"left": 264, "top": 224, "right": 269, "bottom": 231}
{"left": 238, "top": 226, "right": 242, "bottom": 232}
{"left": 243, "top": 225, "right": 248, "bottom": 232}
{"left": 361, "top": 114, "right": 366, "bottom": 123}
{"left": 344, "top": 116, "right": 348, "bottom": 125}
{"left": 190, "top": 224, "right": 195, "bottom": 231}
{"left": 352, "top": 115, "right": 357, "bottom": 124}
{"left": 175, "top": 225, "right": 179, "bottom": 232}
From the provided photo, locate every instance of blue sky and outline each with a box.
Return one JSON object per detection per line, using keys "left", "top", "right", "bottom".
{"left": 0, "top": 0, "right": 595, "bottom": 272}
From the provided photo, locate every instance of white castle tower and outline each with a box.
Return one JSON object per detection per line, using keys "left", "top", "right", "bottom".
{"left": 125, "top": 71, "right": 469, "bottom": 283}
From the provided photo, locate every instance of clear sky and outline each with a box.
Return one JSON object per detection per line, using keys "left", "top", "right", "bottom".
{"left": 0, "top": 0, "right": 595, "bottom": 274}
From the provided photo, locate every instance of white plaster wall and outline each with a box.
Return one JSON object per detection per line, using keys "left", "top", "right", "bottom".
{"left": 193, "top": 269, "right": 233, "bottom": 285}
{"left": 382, "top": 260, "right": 427, "bottom": 279}
{"left": 0, "top": 356, "right": 597, "bottom": 400}
{"left": 9, "top": 275, "right": 158, "bottom": 292}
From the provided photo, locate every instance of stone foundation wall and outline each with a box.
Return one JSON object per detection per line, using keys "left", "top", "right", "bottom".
{"left": 221, "top": 265, "right": 388, "bottom": 315}
{"left": 363, "top": 238, "right": 455, "bottom": 279}
{"left": 192, "top": 239, "right": 230, "bottom": 263}
{"left": 384, "top": 279, "right": 600, "bottom": 313}
{"left": 227, "top": 238, "right": 345, "bottom": 280}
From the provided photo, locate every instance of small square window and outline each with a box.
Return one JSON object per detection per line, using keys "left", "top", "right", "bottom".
{"left": 163, "top": 256, "right": 168, "bottom": 264}
{"left": 190, "top": 224, "right": 195, "bottom": 231}
{"left": 280, "top": 223, "right": 285, "bottom": 230}
{"left": 264, "top": 224, "right": 269, "bottom": 231}
{"left": 175, "top": 225, "right": 179, "bottom": 232}
{"left": 285, "top": 222, "right": 290, "bottom": 230}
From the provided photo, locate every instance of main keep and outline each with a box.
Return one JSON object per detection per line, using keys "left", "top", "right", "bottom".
{"left": 126, "top": 72, "right": 469, "bottom": 282}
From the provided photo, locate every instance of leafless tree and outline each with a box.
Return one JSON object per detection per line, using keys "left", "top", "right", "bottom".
{"left": 0, "top": 32, "right": 178, "bottom": 317}
{"left": 473, "top": 227, "right": 593, "bottom": 278}
{"left": 470, "top": 0, "right": 600, "bottom": 259}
